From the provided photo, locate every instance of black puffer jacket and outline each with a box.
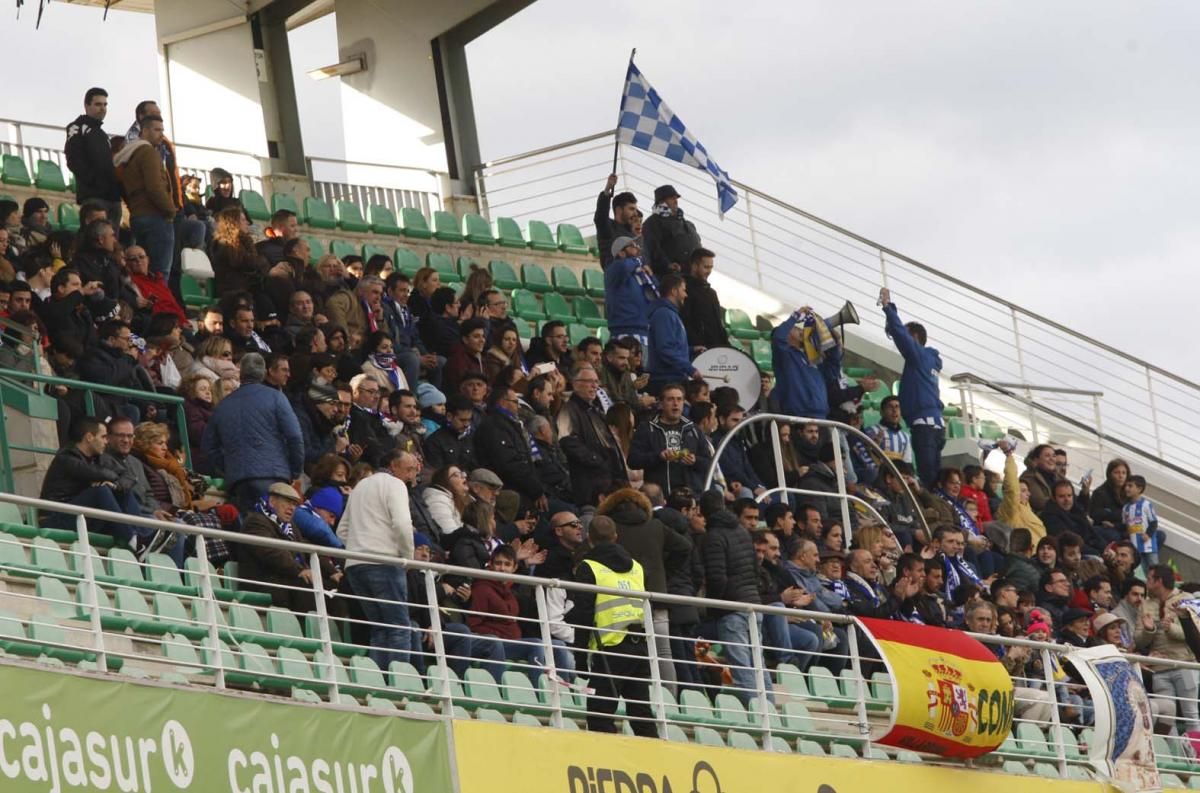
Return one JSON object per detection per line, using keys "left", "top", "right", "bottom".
{"left": 641, "top": 210, "right": 702, "bottom": 278}
{"left": 598, "top": 489, "right": 691, "bottom": 595}
{"left": 681, "top": 275, "right": 730, "bottom": 351}
{"left": 475, "top": 409, "right": 544, "bottom": 501}
{"left": 424, "top": 426, "right": 478, "bottom": 472}
{"left": 1088, "top": 482, "right": 1124, "bottom": 529}
{"left": 658, "top": 507, "right": 707, "bottom": 625}
{"left": 702, "top": 508, "right": 760, "bottom": 614}
{"left": 446, "top": 525, "right": 491, "bottom": 586}
{"left": 65, "top": 114, "right": 120, "bottom": 203}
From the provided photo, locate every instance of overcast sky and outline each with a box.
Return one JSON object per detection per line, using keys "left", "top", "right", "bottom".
{"left": 3, "top": 0, "right": 1196, "bottom": 383}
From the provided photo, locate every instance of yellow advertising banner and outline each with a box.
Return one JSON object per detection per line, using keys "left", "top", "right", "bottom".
{"left": 452, "top": 720, "right": 1113, "bottom": 793}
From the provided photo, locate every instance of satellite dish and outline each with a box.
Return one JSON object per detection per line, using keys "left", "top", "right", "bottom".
{"left": 693, "top": 346, "right": 762, "bottom": 411}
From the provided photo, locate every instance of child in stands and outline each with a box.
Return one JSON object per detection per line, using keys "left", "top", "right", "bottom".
{"left": 1122, "top": 475, "right": 1159, "bottom": 568}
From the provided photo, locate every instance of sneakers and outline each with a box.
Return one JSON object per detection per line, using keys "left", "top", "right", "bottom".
{"left": 132, "top": 528, "right": 177, "bottom": 561}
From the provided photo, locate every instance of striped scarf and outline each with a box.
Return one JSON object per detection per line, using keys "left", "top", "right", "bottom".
{"left": 256, "top": 496, "right": 304, "bottom": 567}
{"left": 933, "top": 488, "right": 980, "bottom": 536}
{"left": 943, "top": 553, "right": 983, "bottom": 602}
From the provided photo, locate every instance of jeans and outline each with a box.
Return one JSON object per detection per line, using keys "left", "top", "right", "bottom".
{"left": 43, "top": 486, "right": 148, "bottom": 549}
{"left": 417, "top": 621, "right": 507, "bottom": 678}
{"left": 761, "top": 610, "right": 822, "bottom": 669}
{"left": 717, "top": 611, "right": 770, "bottom": 704}
{"left": 130, "top": 214, "right": 176, "bottom": 278}
{"left": 910, "top": 423, "right": 946, "bottom": 487}
{"left": 472, "top": 637, "right": 576, "bottom": 683}
{"left": 177, "top": 216, "right": 206, "bottom": 250}
{"left": 346, "top": 564, "right": 418, "bottom": 670}
{"left": 1153, "top": 669, "right": 1200, "bottom": 734}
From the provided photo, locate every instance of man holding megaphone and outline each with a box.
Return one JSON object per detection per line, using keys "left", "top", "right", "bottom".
{"left": 770, "top": 303, "right": 861, "bottom": 420}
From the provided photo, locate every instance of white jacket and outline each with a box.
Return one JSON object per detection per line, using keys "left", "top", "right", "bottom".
{"left": 337, "top": 472, "right": 414, "bottom": 568}
{"left": 422, "top": 486, "right": 462, "bottom": 536}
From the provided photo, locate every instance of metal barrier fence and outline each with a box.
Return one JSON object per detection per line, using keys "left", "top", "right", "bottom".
{"left": 472, "top": 130, "right": 1200, "bottom": 491}
{"left": 1, "top": 490, "right": 1199, "bottom": 781}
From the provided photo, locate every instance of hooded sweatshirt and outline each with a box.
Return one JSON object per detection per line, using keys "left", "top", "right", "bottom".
{"left": 882, "top": 302, "right": 943, "bottom": 425}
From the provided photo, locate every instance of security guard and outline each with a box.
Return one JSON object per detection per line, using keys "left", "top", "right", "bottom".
{"left": 572, "top": 515, "right": 658, "bottom": 737}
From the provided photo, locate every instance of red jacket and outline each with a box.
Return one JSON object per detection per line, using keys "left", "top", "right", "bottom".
{"left": 961, "top": 484, "right": 993, "bottom": 524}
{"left": 466, "top": 578, "right": 520, "bottom": 640}
{"left": 131, "top": 271, "right": 187, "bottom": 325}
{"left": 444, "top": 343, "right": 485, "bottom": 393}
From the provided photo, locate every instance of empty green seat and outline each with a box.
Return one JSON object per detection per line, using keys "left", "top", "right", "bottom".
{"left": 330, "top": 240, "right": 357, "bottom": 261}
{"left": 388, "top": 246, "right": 419, "bottom": 277}
{"left": 750, "top": 340, "right": 772, "bottom": 371}
{"left": 36, "top": 576, "right": 75, "bottom": 619}
{"left": 56, "top": 202, "right": 81, "bottom": 232}
{"left": 567, "top": 323, "right": 591, "bottom": 347}
{"left": 312, "top": 651, "right": 352, "bottom": 691}
{"left": 677, "top": 689, "right": 716, "bottom": 725}
{"left": 292, "top": 688, "right": 322, "bottom": 705}
{"left": 162, "top": 632, "right": 206, "bottom": 676}
{"left": 521, "top": 262, "right": 552, "bottom": 293}
{"left": 572, "top": 296, "right": 605, "bottom": 328}
{"left": 694, "top": 726, "right": 725, "bottom": 747}
{"left": 494, "top": 217, "right": 526, "bottom": 249}
{"left": 780, "top": 702, "right": 816, "bottom": 738}
{"left": 712, "top": 693, "right": 752, "bottom": 728}
{"left": 526, "top": 220, "right": 558, "bottom": 252}
{"left": 270, "top": 192, "right": 304, "bottom": 223}
{"left": 335, "top": 200, "right": 370, "bottom": 232}
{"left": 462, "top": 213, "right": 495, "bottom": 245}
{"left": 556, "top": 223, "right": 589, "bottom": 255}
{"left": 277, "top": 647, "right": 323, "bottom": 693}
{"left": 725, "top": 308, "right": 762, "bottom": 340}
{"left": 511, "top": 290, "right": 545, "bottom": 321}
{"left": 489, "top": 259, "right": 522, "bottom": 290}
{"left": 542, "top": 293, "right": 574, "bottom": 323}
{"left": 551, "top": 265, "right": 586, "bottom": 295}
{"left": 235, "top": 642, "right": 280, "bottom": 688}
{"left": 369, "top": 204, "right": 401, "bottom": 235}
{"left": 1, "top": 155, "right": 32, "bottom": 186}
{"left": 387, "top": 661, "right": 426, "bottom": 697}
{"left": 501, "top": 670, "right": 544, "bottom": 712}
{"left": 0, "top": 533, "right": 31, "bottom": 574}
{"left": 424, "top": 664, "right": 466, "bottom": 704}
{"left": 463, "top": 667, "right": 507, "bottom": 710}
{"left": 153, "top": 593, "right": 208, "bottom": 640}
{"left": 427, "top": 252, "right": 462, "bottom": 283}
{"left": 145, "top": 553, "right": 193, "bottom": 592}
{"left": 238, "top": 189, "right": 270, "bottom": 221}
{"left": 304, "top": 197, "right": 336, "bottom": 230}
{"left": 267, "top": 607, "right": 322, "bottom": 653}
{"left": 665, "top": 724, "right": 689, "bottom": 743}
{"left": 830, "top": 743, "right": 859, "bottom": 760}
{"left": 345, "top": 655, "right": 390, "bottom": 697}
{"left": 582, "top": 268, "right": 605, "bottom": 298}
{"left": 1016, "top": 722, "right": 1054, "bottom": 758}
{"left": 32, "top": 538, "right": 74, "bottom": 577}
{"left": 0, "top": 522, "right": 114, "bottom": 550}
{"left": 797, "top": 740, "right": 826, "bottom": 756}
{"left": 895, "top": 749, "right": 924, "bottom": 764}
{"left": 429, "top": 210, "right": 463, "bottom": 242}
{"left": 400, "top": 208, "right": 433, "bottom": 239}
{"left": 727, "top": 730, "right": 759, "bottom": 751}
{"left": 1002, "top": 760, "right": 1030, "bottom": 776}
{"left": 35, "top": 160, "right": 68, "bottom": 192}
{"left": 30, "top": 616, "right": 118, "bottom": 667}
{"left": 512, "top": 711, "right": 541, "bottom": 727}
{"left": 809, "top": 665, "right": 855, "bottom": 708}
{"left": 302, "top": 235, "right": 325, "bottom": 264}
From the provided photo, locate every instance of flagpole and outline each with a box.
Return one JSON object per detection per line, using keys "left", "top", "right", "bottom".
{"left": 613, "top": 47, "right": 637, "bottom": 174}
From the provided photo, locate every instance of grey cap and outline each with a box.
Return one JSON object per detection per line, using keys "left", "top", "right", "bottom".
{"left": 611, "top": 236, "right": 639, "bottom": 257}
{"left": 468, "top": 468, "right": 504, "bottom": 488}
{"left": 307, "top": 382, "right": 340, "bottom": 404}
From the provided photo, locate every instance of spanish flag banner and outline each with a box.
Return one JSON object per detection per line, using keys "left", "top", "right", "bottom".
{"left": 859, "top": 617, "right": 1014, "bottom": 758}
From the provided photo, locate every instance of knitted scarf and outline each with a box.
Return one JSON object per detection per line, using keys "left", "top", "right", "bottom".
{"left": 933, "top": 487, "right": 980, "bottom": 536}
{"left": 256, "top": 496, "right": 304, "bottom": 567}
{"left": 140, "top": 448, "right": 193, "bottom": 509}
{"left": 843, "top": 572, "right": 881, "bottom": 607}
{"left": 942, "top": 553, "right": 983, "bottom": 602}
{"left": 652, "top": 202, "right": 682, "bottom": 220}
{"left": 370, "top": 352, "right": 403, "bottom": 390}
{"left": 629, "top": 256, "right": 660, "bottom": 300}
{"left": 821, "top": 575, "right": 851, "bottom": 603}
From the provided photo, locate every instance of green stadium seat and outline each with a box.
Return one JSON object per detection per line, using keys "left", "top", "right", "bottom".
{"left": 112, "top": 587, "right": 168, "bottom": 635}
{"left": 404, "top": 701, "right": 436, "bottom": 717}
{"left": 512, "top": 712, "right": 542, "bottom": 727}
{"left": 665, "top": 724, "right": 690, "bottom": 743}
{"left": 30, "top": 616, "right": 115, "bottom": 667}
{"left": 797, "top": 740, "right": 826, "bottom": 757}
{"left": 369, "top": 205, "right": 401, "bottom": 236}
{"left": 274, "top": 646, "right": 323, "bottom": 694}
{"left": 895, "top": 750, "right": 923, "bottom": 764}
{"left": 676, "top": 688, "right": 717, "bottom": 725}
{"left": 511, "top": 290, "right": 545, "bottom": 321}
{"left": 368, "top": 697, "right": 398, "bottom": 712}
{"left": 144, "top": 553, "right": 189, "bottom": 590}
{"left": 426, "top": 252, "right": 461, "bottom": 283}
{"left": 431, "top": 210, "right": 464, "bottom": 242}
{"left": 35, "top": 160, "right": 68, "bottom": 192}
{"left": 542, "top": 293, "right": 574, "bottom": 323}
{"left": 556, "top": 223, "right": 589, "bottom": 255}
{"left": 862, "top": 381, "right": 891, "bottom": 410}
{"left": 302, "top": 235, "right": 325, "bottom": 265}
{"left": 361, "top": 244, "right": 390, "bottom": 263}
{"left": 1033, "top": 762, "right": 1061, "bottom": 779}
{"left": 694, "top": 726, "right": 725, "bottom": 747}
{"left": 335, "top": 200, "right": 370, "bottom": 233}
{"left": 0, "top": 609, "right": 41, "bottom": 657}
{"left": 462, "top": 213, "right": 495, "bottom": 245}
{"left": 394, "top": 247, "right": 423, "bottom": 277}
{"left": 57, "top": 202, "right": 81, "bottom": 232}
{"left": 750, "top": 340, "right": 772, "bottom": 371}
{"left": 725, "top": 308, "right": 762, "bottom": 340}
{"left": 162, "top": 632, "right": 206, "bottom": 677}
{"left": 457, "top": 256, "right": 481, "bottom": 280}
{"left": 271, "top": 192, "right": 304, "bottom": 223}
{"left": 463, "top": 668, "right": 507, "bottom": 710}
{"left": 489, "top": 259, "right": 522, "bottom": 290}
{"left": 0, "top": 521, "right": 111, "bottom": 550}
{"left": 264, "top": 607, "right": 320, "bottom": 653}
{"left": 238, "top": 189, "right": 270, "bottom": 221}
{"left": 1159, "top": 774, "right": 1185, "bottom": 789}
{"left": 727, "top": 730, "right": 759, "bottom": 751}
{"left": 494, "top": 217, "right": 526, "bottom": 249}
{"left": 551, "top": 265, "right": 585, "bottom": 296}
{"left": 400, "top": 208, "right": 433, "bottom": 239}
{"left": 31, "top": 538, "right": 73, "bottom": 578}
{"left": 1002, "top": 761, "right": 1030, "bottom": 776}
{"left": 572, "top": 297, "right": 605, "bottom": 329}
{"left": 747, "top": 698, "right": 783, "bottom": 733}
{"left": 387, "top": 661, "right": 426, "bottom": 697}
{"left": 36, "top": 576, "right": 75, "bottom": 619}
{"left": 521, "top": 262, "right": 553, "bottom": 293}
{"left": 0, "top": 533, "right": 31, "bottom": 574}
{"left": 153, "top": 593, "right": 208, "bottom": 640}
{"left": 583, "top": 268, "right": 605, "bottom": 298}
{"left": 567, "top": 323, "right": 590, "bottom": 348}
{"left": 596, "top": 326, "right": 610, "bottom": 344}
{"left": 180, "top": 273, "right": 215, "bottom": 310}
{"left": 809, "top": 666, "right": 854, "bottom": 708}
{"left": 236, "top": 642, "right": 281, "bottom": 687}
{"left": 291, "top": 688, "right": 322, "bottom": 705}
{"left": 1, "top": 155, "right": 32, "bottom": 187}
{"left": 500, "top": 670, "right": 544, "bottom": 713}
{"left": 526, "top": 220, "right": 558, "bottom": 252}
{"left": 424, "top": 664, "right": 467, "bottom": 704}
{"left": 304, "top": 198, "right": 337, "bottom": 230}
{"left": 712, "top": 693, "right": 752, "bottom": 728}
{"left": 66, "top": 541, "right": 104, "bottom": 577}
{"left": 844, "top": 366, "right": 872, "bottom": 379}
{"left": 330, "top": 240, "right": 357, "bottom": 261}
{"left": 1015, "top": 722, "right": 1054, "bottom": 758}
{"left": 765, "top": 735, "right": 792, "bottom": 754}
{"left": 830, "top": 743, "right": 859, "bottom": 760}
{"left": 780, "top": 702, "right": 815, "bottom": 738}
{"left": 344, "top": 655, "right": 390, "bottom": 697}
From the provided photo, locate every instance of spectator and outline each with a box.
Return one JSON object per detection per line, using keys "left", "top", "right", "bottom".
{"left": 1036, "top": 569, "right": 1072, "bottom": 628}
{"left": 938, "top": 526, "right": 985, "bottom": 605}
{"left": 680, "top": 247, "right": 730, "bottom": 355}
{"left": 210, "top": 207, "right": 269, "bottom": 297}
{"left": 1021, "top": 444, "right": 1060, "bottom": 513}
{"left": 284, "top": 290, "right": 319, "bottom": 341}
{"left": 526, "top": 320, "right": 574, "bottom": 378}
{"left": 78, "top": 320, "right": 156, "bottom": 419}
{"left": 598, "top": 338, "right": 644, "bottom": 410}
{"left": 408, "top": 267, "right": 441, "bottom": 341}
{"left": 628, "top": 383, "right": 711, "bottom": 495}
{"left": 594, "top": 175, "right": 637, "bottom": 269}
{"left": 337, "top": 450, "right": 417, "bottom": 669}
{"left": 605, "top": 402, "right": 641, "bottom": 488}
{"left": 878, "top": 287, "right": 944, "bottom": 485}
{"left": 914, "top": 558, "right": 949, "bottom": 626}
{"left": 445, "top": 318, "right": 488, "bottom": 392}
{"left": 194, "top": 336, "right": 240, "bottom": 399}
{"left": 389, "top": 388, "right": 427, "bottom": 463}
{"left": 327, "top": 275, "right": 382, "bottom": 344}
{"left": 180, "top": 375, "right": 214, "bottom": 473}
{"left": 125, "top": 245, "right": 186, "bottom": 324}
{"left": 72, "top": 219, "right": 137, "bottom": 311}
{"left": 381, "top": 272, "right": 438, "bottom": 389}
{"left": 755, "top": 531, "right": 825, "bottom": 669}
{"left": 345, "top": 374, "right": 391, "bottom": 468}
{"left": 484, "top": 326, "right": 525, "bottom": 385}
{"left": 424, "top": 394, "right": 478, "bottom": 472}
{"left": 424, "top": 465, "right": 471, "bottom": 538}
{"left": 576, "top": 337, "right": 603, "bottom": 373}
{"left": 458, "top": 371, "right": 491, "bottom": 428}
{"left": 1002, "top": 528, "right": 1042, "bottom": 593}
{"left": 1112, "top": 578, "right": 1144, "bottom": 650}
{"left": 713, "top": 403, "right": 766, "bottom": 500}
{"left": 360, "top": 330, "right": 409, "bottom": 394}
{"left": 201, "top": 353, "right": 304, "bottom": 514}
{"left": 641, "top": 185, "right": 701, "bottom": 278}
{"left": 571, "top": 515, "right": 658, "bottom": 736}
{"left": 256, "top": 210, "right": 299, "bottom": 264}
{"left": 1089, "top": 458, "right": 1130, "bottom": 531}
{"left": 195, "top": 305, "right": 225, "bottom": 342}
{"left": 1123, "top": 475, "right": 1160, "bottom": 566}
{"left": 769, "top": 306, "right": 839, "bottom": 420}
{"left": 530, "top": 415, "right": 573, "bottom": 504}
{"left": 263, "top": 353, "right": 291, "bottom": 390}
{"left": 604, "top": 236, "right": 658, "bottom": 349}
{"left": 17, "top": 198, "right": 51, "bottom": 254}
{"left": 65, "top": 88, "right": 121, "bottom": 224}
{"left": 35, "top": 268, "right": 95, "bottom": 351}
{"left": 556, "top": 364, "right": 626, "bottom": 506}
{"left": 700, "top": 490, "right": 762, "bottom": 702}
{"left": 646, "top": 275, "right": 701, "bottom": 393}
{"left": 291, "top": 486, "right": 346, "bottom": 549}
{"left": 475, "top": 384, "right": 546, "bottom": 512}
{"left": 995, "top": 441, "right": 1047, "bottom": 542}
{"left": 598, "top": 487, "right": 691, "bottom": 687}
{"left": 844, "top": 547, "right": 911, "bottom": 620}
{"left": 204, "top": 168, "right": 238, "bottom": 214}
{"left": 967, "top": 600, "right": 1055, "bottom": 724}
{"left": 1135, "top": 565, "right": 1198, "bottom": 733}
{"left": 292, "top": 382, "right": 342, "bottom": 470}
{"left": 225, "top": 305, "right": 272, "bottom": 360}
{"left": 114, "top": 114, "right": 177, "bottom": 277}
{"left": 459, "top": 268, "right": 494, "bottom": 316}
{"left": 865, "top": 396, "right": 913, "bottom": 465}
{"left": 1041, "top": 480, "right": 1114, "bottom": 555}
{"left": 423, "top": 286, "right": 461, "bottom": 358}
{"left": 959, "top": 464, "right": 993, "bottom": 524}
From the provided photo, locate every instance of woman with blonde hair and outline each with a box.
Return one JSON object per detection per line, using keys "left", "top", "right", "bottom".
{"left": 460, "top": 266, "right": 494, "bottom": 312}
{"left": 180, "top": 375, "right": 215, "bottom": 473}
{"left": 194, "top": 335, "right": 240, "bottom": 396}
{"left": 133, "top": 422, "right": 194, "bottom": 512}
{"left": 408, "top": 266, "right": 441, "bottom": 327}
{"left": 210, "top": 206, "right": 269, "bottom": 295}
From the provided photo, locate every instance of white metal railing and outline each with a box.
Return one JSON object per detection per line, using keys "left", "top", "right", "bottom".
{"left": 3, "top": 489, "right": 1199, "bottom": 780}
{"left": 473, "top": 129, "right": 1200, "bottom": 491}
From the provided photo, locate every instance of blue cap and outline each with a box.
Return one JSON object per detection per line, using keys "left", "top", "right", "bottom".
{"left": 416, "top": 382, "right": 446, "bottom": 409}
{"left": 413, "top": 532, "right": 432, "bottom": 549}
{"left": 308, "top": 486, "right": 345, "bottom": 519}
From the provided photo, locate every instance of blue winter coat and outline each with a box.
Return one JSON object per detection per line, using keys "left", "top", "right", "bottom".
{"left": 712, "top": 428, "right": 765, "bottom": 491}
{"left": 647, "top": 298, "right": 696, "bottom": 386}
{"left": 201, "top": 383, "right": 304, "bottom": 487}
{"left": 292, "top": 502, "right": 344, "bottom": 549}
{"left": 604, "top": 255, "right": 657, "bottom": 336}
{"left": 770, "top": 313, "right": 834, "bottom": 419}
{"left": 883, "top": 303, "right": 943, "bottom": 424}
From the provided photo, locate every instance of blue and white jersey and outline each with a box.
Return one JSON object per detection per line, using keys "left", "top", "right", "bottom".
{"left": 1123, "top": 496, "right": 1159, "bottom": 554}
{"left": 865, "top": 422, "right": 913, "bottom": 464}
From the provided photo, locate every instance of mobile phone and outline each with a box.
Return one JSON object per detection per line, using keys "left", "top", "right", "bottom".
{"left": 532, "top": 362, "right": 557, "bottom": 377}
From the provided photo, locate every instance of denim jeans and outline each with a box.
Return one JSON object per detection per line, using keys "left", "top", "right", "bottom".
{"left": 346, "top": 564, "right": 417, "bottom": 670}
{"left": 176, "top": 216, "right": 206, "bottom": 250}
{"left": 762, "top": 611, "right": 822, "bottom": 669}
{"left": 717, "top": 611, "right": 770, "bottom": 704}
{"left": 910, "top": 423, "right": 946, "bottom": 487}
{"left": 130, "top": 214, "right": 176, "bottom": 278}
{"left": 43, "top": 486, "right": 149, "bottom": 549}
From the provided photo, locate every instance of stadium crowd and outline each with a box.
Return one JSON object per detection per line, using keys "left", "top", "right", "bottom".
{"left": 0, "top": 88, "right": 1185, "bottom": 737}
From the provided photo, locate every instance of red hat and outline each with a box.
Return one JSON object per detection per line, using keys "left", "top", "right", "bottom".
{"left": 215, "top": 504, "right": 239, "bottom": 525}
{"left": 1025, "top": 621, "right": 1050, "bottom": 637}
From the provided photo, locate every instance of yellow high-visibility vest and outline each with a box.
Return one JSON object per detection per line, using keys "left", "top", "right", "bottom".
{"left": 582, "top": 558, "right": 646, "bottom": 649}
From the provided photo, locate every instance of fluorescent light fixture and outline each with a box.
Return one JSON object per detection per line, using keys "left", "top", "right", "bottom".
{"left": 307, "top": 55, "right": 366, "bottom": 81}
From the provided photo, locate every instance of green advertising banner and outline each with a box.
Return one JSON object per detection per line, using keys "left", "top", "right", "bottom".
{"left": 0, "top": 661, "right": 452, "bottom": 793}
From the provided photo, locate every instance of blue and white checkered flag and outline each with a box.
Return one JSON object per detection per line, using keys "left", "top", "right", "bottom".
{"left": 616, "top": 60, "right": 738, "bottom": 216}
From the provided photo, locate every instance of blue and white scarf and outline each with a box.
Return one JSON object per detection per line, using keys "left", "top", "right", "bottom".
{"left": 943, "top": 553, "right": 983, "bottom": 603}
{"left": 256, "top": 496, "right": 304, "bottom": 567}
{"left": 933, "top": 487, "right": 980, "bottom": 536}
{"left": 496, "top": 405, "right": 540, "bottom": 460}
{"left": 843, "top": 572, "right": 881, "bottom": 607}
{"left": 370, "top": 352, "right": 403, "bottom": 390}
